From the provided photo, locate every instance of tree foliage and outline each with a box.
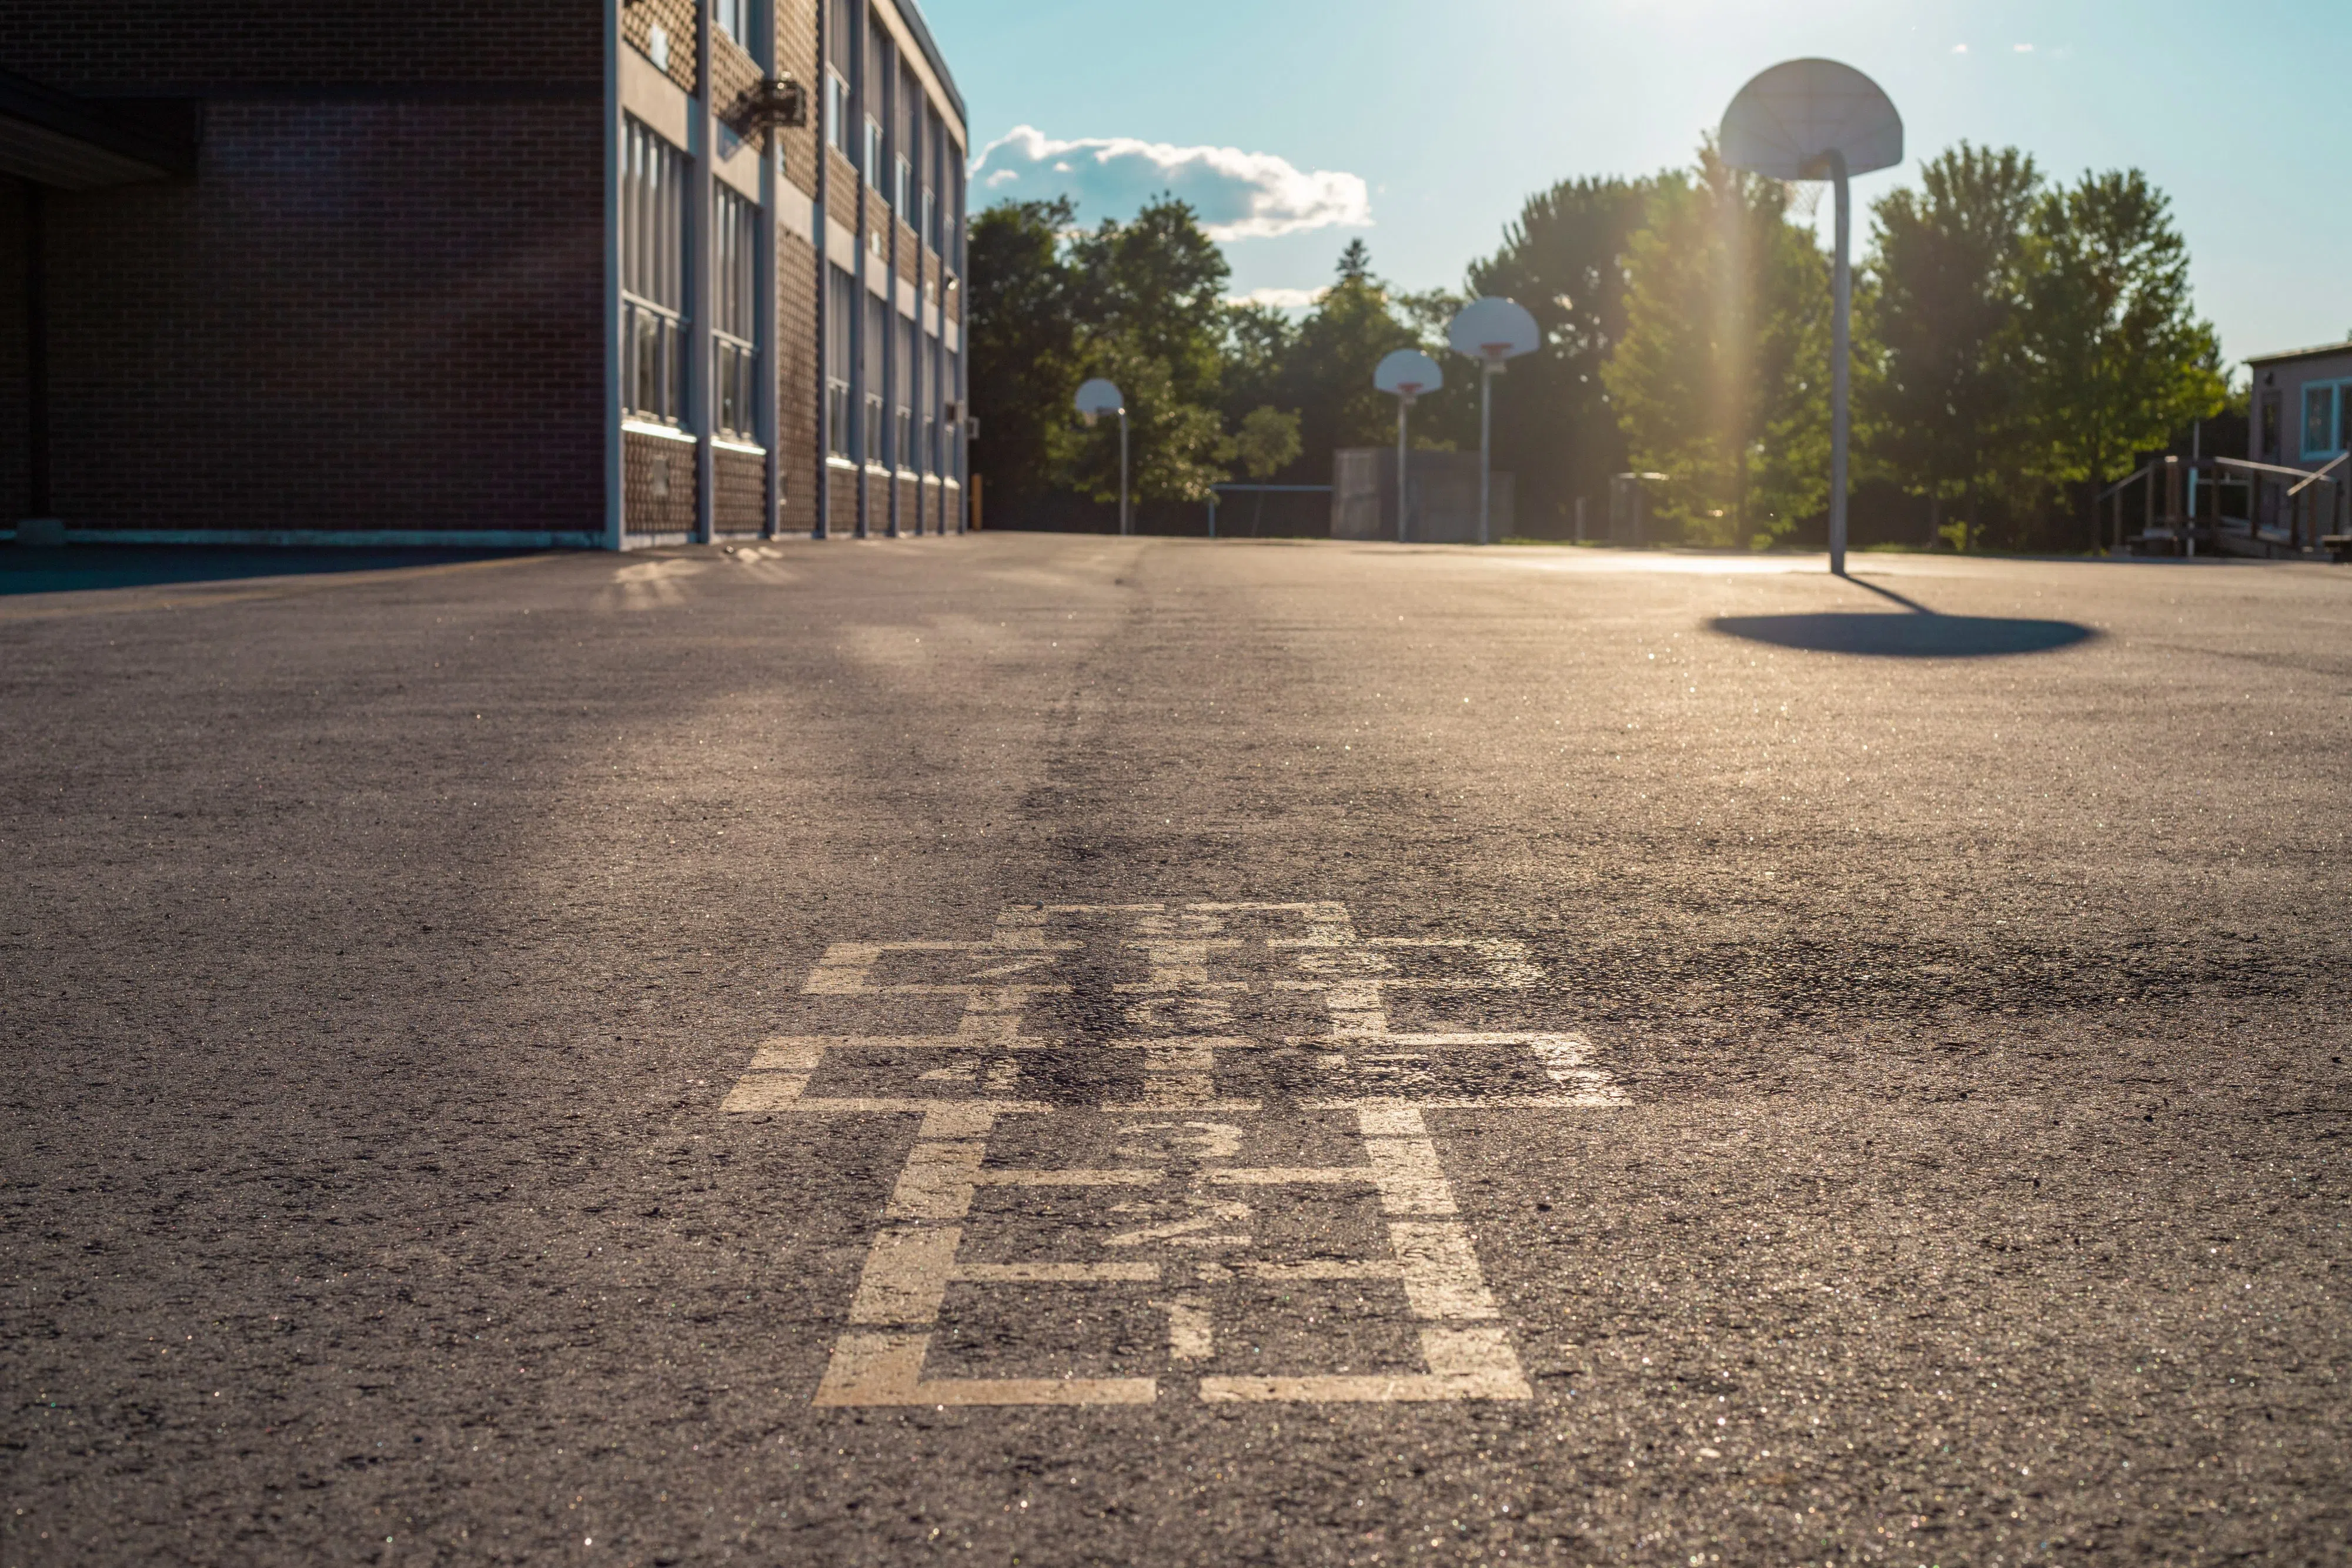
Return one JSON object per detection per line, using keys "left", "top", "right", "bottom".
{"left": 968, "top": 146, "right": 2227, "bottom": 549}
{"left": 2016, "top": 169, "right": 2225, "bottom": 544}
{"left": 1460, "top": 175, "right": 1654, "bottom": 529}
{"left": 1603, "top": 148, "right": 1829, "bottom": 546}
{"left": 1860, "top": 144, "right": 2042, "bottom": 549}
{"left": 966, "top": 196, "right": 1080, "bottom": 504}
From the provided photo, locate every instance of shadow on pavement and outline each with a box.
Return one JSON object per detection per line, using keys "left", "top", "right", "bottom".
{"left": 1710, "top": 611, "right": 2096, "bottom": 657}
{"left": 0, "top": 544, "right": 540, "bottom": 597}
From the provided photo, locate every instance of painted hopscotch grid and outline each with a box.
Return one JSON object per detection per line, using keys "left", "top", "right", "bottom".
{"left": 722, "top": 901, "right": 1629, "bottom": 1407}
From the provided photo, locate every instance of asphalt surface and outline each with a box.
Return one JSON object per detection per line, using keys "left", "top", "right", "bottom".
{"left": 2, "top": 535, "right": 2346, "bottom": 1567}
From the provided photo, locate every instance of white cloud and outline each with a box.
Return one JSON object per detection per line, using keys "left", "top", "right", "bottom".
{"left": 1228, "top": 286, "right": 1327, "bottom": 310}
{"left": 1951, "top": 42, "right": 1967, "bottom": 54}
{"left": 2014, "top": 42, "right": 2034, "bottom": 52}
{"left": 971, "top": 125, "right": 1371, "bottom": 241}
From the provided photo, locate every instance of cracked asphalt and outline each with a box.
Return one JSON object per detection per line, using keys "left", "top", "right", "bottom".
{"left": 1, "top": 534, "right": 2346, "bottom": 1566}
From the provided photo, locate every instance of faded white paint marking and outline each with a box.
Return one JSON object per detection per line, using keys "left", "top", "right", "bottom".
{"left": 731, "top": 899, "right": 1628, "bottom": 1407}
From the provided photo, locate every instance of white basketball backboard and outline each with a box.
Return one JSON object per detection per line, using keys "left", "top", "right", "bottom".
{"left": 1374, "top": 349, "right": 1444, "bottom": 399}
{"left": 1719, "top": 58, "right": 1903, "bottom": 181}
{"left": 1074, "top": 379, "right": 1125, "bottom": 419}
{"left": 1446, "top": 298, "right": 1539, "bottom": 364}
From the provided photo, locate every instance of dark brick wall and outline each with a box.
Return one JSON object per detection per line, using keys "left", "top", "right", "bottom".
{"left": 0, "top": 182, "right": 27, "bottom": 519}
{"left": 777, "top": 229, "right": 819, "bottom": 534}
{"left": 41, "top": 100, "right": 602, "bottom": 536}
{"left": 10, "top": 3, "right": 601, "bottom": 89}
{"left": 624, "top": 431, "right": 696, "bottom": 537}
{"left": 713, "top": 445, "right": 764, "bottom": 533}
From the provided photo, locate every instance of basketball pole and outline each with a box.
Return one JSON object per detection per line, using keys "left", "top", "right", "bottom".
{"left": 1478, "top": 361, "right": 1495, "bottom": 547}
{"left": 1396, "top": 394, "right": 1410, "bottom": 544}
{"left": 1829, "top": 150, "right": 1852, "bottom": 578}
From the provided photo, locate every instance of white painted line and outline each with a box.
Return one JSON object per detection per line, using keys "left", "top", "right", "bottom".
{"left": 847, "top": 1226, "right": 963, "bottom": 1325}
{"left": 814, "top": 1332, "right": 1158, "bottom": 1407}
{"left": 884, "top": 1140, "right": 988, "bottom": 1221}
{"left": 1388, "top": 1222, "right": 1501, "bottom": 1320}
{"left": 1153, "top": 1296, "right": 1215, "bottom": 1360}
{"left": 953, "top": 1262, "right": 1160, "bottom": 1284}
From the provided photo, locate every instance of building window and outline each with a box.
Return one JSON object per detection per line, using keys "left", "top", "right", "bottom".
{"left": 714, "top": 0, "right": 750, "bottom": 45}
{"left": 622, "top": 118, "right": 689, "bottom": 425}
{"left": 713, "top": 186, "right": 759, "bottom": 441}
{"left": 894, "top": 313, "right": 915, "bottom": 469}
{"left": 2302, "top": 381, "right": 2348, "bottom": 459}
{"left": 826, "top": 72, "right": 851, "bottom": 159}
{"left": 826, "top": 264, "right": 854, "bottom": 458}
{"left": 945, "top": 347, "right": 960, "bottom": 473}
{"left": 864, "top": 118, "right": 884, "bottom": 189}
{"left": 895, "top": 155, "right": 912, "bottom": 218}
{"left": 863, "top": 292, "right": 887, "bottom": 465}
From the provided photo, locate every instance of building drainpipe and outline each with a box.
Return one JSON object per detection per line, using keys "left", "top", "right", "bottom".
{"left": 851, "top": 9, "right": 868, "bottom": 540}
{"left": 883, "top": 65, "right": 900, "bottom": 541}
{"left": 757, "top": 51, "right": 779, "bottom": 540}
{"left": 601, "top": 10, "right": 624, "bottom": 550}
{"left": 811, "top": 0, "right": 829, "bottom": 539}
{"left": 690, "top": 0, "right": 716, "bottom": 545}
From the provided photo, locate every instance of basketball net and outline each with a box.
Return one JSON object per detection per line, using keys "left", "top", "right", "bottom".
{"left": 1779, "top": 179, "right": 1826, "bottom": 220}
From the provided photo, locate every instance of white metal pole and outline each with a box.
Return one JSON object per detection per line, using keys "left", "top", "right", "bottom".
{"left": 1478, "top": 363, "right": 1495, "bottom": 546}
{"left": 1118, "top": 409, "right": 1130, "bottom": 536}
{"left": 1396, "top": 397, "right": 1409, "bottom": 544}
{"left": 1829, "top": 152, "right": 1852, "bottom": 577}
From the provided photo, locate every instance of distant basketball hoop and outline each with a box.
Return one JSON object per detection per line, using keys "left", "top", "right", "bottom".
{"left": 1375, "top": 349, "right": 1445, "bottom": 544}
{"left": 1445, "top": 299, "right": 1539, "bottom": 546}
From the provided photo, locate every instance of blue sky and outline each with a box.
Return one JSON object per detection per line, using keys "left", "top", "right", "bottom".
{"left": 920, "top": 0, "right": 2350, "bottom": 369}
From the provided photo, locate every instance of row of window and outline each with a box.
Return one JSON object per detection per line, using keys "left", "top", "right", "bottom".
{"left": 822, "top": 262, "right": 957, "bottom": 471}
{"left": 622, "top": 119, "right": 763, "bottom": 440}
{"left": 823, "top": 0, "right": 961, "bottom": 258}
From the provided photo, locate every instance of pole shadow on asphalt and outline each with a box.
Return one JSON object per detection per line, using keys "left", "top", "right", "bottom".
{"left": 1708, "top": 573, "right": 2097, "bottom": 657}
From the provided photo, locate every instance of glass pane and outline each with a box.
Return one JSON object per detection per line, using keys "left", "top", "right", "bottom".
{"left": 2307, "top": 387, "right": 2332, "bottom": 455}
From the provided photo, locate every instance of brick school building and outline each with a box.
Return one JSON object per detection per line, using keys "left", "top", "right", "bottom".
{"left": 2, "top": 0, "right": 968, "bottom": 549}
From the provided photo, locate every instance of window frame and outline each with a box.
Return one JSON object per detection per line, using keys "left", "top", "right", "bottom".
{"left": 621, "top": 118, "right": 690, "bottom": 427}
{"left": 2300, "top": 379, "right": 2351, "bottom": 460}
{"left": 711, "top": 185, "right": 760, "bottom": 443}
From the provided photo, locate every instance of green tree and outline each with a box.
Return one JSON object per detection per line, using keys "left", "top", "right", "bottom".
{"left": 967, "top": 196, "right": 1080, "bottom": 503}
{"left": 2015, "top": 169, "right": 2226, "bottom": 549}
{"left": 1219, "top": 301, "right": 1297, "bottom": 432}
{"left": 1861, "top": 144, "right": 2043, "bottom": 551}
{"left": 1275, "top": 243, "right": 1419, "bottom": 475}
{"left": 1603, "top": 147, "right": 1830, "bottom": 546}
{"left": 1464, "top": 175, "right": 1655, "bottom": 533}
{"left": 1230, "top": 405, "right": 1302, "bottom": 480}
{"left": 1059, "top": 196, "right": 1235, "bottom": 503}
{"left": 1063, "top": 340, "right": 1229, "bottom": 504}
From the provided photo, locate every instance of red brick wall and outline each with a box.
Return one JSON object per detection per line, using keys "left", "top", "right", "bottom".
{"left": 623, "top": 0, "right": 700, "bottom": 96}
{"left": 624, "top": 432, "right": 697, "bottom": 537}
{"left": 777, "top": 229, "right": 820, "bottom": 535}
{"left": 826, "top": 464, "right": 861, "bottom": 536}
{"left": 39, "top": 100, "right": 603, "bottom": 537}
{"left": 712, "top": 446, "right": 764, "bottom": 534}
{"left": 774, "top": 0, "right": 819, "bottom": 202}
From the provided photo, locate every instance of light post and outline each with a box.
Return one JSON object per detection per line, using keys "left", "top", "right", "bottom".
{"left": 1445, "top": 299, "right": 1539, "bottom": 545}
{"left": 1374, "top": 349, "right": 1444, "bottom": 543}
{"left": 1720, "top": 58, "right": 1903, "bottom": 577}
{"left": 1075, "top": 378, "right": 1128, "bottom": 536}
